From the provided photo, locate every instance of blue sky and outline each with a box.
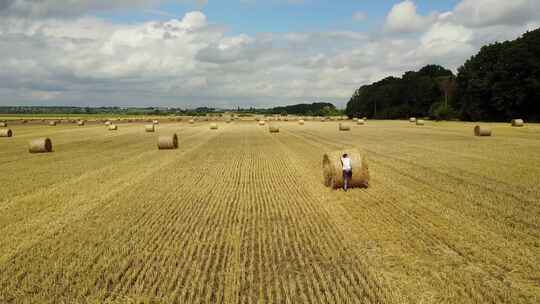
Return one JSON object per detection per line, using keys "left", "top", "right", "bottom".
{"left": 0, "top": 0, "right": 539, "bottom": 107}
{"left": 101, "top": 0, "right": 461, "bottom": 34}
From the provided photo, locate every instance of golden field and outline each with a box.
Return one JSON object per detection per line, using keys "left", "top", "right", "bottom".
{"left": 0, "top": 119, "right": 539, "bottom": 303}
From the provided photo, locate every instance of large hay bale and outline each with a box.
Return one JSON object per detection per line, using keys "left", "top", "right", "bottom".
{"left": 158, "top": 133, "right": 178, "bottom": 150}
{"left": 299, "top": 119, "right": 305, "bottom": 125}
{"left": 511, "top": 119, "right": 524, "bottom": 127}
{"left": 339, "top": 123, "right": 350, "bottom": 131}
{"left": 0, "top": 122, "right": 7, "bottom": 127}
{"left": 323, "top": 150, "right": 369, "bottom": 189}
{"left": 210, "top": 123, "right": 218, "bottom": 130}
{"left": 0, "top": 128, "right": 13, "bottom": 137}
{"left": 153, "top": 120, "right": 159, "bottom": 125}
{"left": 49, "top": 121, "right": 57, "bottom": 126}
{"left": 474, "top": 125, "right": 492, "bottom": 136}
{"left": 259, "top": 120, "right": 266, "bottom": 126}
{"left": 416, "top": 119, "right": 425, "bottom": 126}
{"left": 108, "top": 124, "right": 118, "bottom": 131}
{"left": 357, "top": 119, "right": 365, "bottom": 125}
{"left": 77, "top": 120, "right": 85, "bottom": 126}
{"left": 269, "top": 126, "right": 280, "bottom": 133}
{"left": 145, "top": 124, "right": 155, "bottom": 132}
{"left": 189, "top": 119, "right": 195, "bottom": 124}
{"left": 409, "top": 117, "right": 417, "bottom": 123}
{"left": 105, "top": 121, "right": 111, "bottom": 126}
{"left": 29, "top": 138, "right": 52, "bottom": 153}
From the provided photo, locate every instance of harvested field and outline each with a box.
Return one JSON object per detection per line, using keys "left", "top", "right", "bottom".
{"left": 0, "top": 120, "right": 539, "bottom": 303}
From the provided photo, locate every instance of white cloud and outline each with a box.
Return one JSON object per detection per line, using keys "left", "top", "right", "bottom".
{"left": 384, "top": 0, "right": 436, "bottom": 33}
{"left": 1, "top": 1, "right": 540, "bottom": 108}
{"left": 0, "top": 0, "right": 207, "bottom": 17}
{"left": 453, "top": 0, "right": 540, "bottom": 28}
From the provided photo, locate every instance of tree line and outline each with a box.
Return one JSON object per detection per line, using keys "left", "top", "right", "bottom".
{"left": 346, "top": 27, "right": 540, "bottom": 122}
{"left": 0, "top": 102, "right": 342, "bottom": 117}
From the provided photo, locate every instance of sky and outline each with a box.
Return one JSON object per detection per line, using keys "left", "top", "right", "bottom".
{"left": 0, "top": 0, "right": 539, "bottom": 108}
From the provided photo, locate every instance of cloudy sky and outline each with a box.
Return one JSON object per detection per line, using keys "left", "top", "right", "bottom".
{"left": 1, "top": 0, "right": 539, "bottom": 108}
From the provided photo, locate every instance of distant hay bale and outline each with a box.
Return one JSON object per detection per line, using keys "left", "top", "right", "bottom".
{"left": 105, "top": 121, "right": 111, "bottom": 126}
{"left": 299, "top": 119, "right": 305, "bottom": 125}
{"left": 29, "top": 138, "right": 52, "bottom": 153}
{"left": 158, "top": 133, "right": 178, "bottom": 150}
{"left": 284, "top": 117, "right": 289, "bottom": 122}
{"left": 357, "top": 119, "right": 365, "bottom": 125}
{"left": 210, "top": 123, "right": 218, "bottom": 130}
{"left": 409, "top": 117, "right": 417, "bottom": 123}
{"left": 323, "top": 150, "right": 369, "bottom": 189}
{"left": 145, "top": 124, "right": 155, "bottom": 132}
{"left": 153, "top": 120, "right": 159, "bottom": 125}
{"left": 416, "top": 119, "right": 425, "bottom": 126}
{"left": 189, "top": 119, "right": 195, "bottom": 124}
{"left": 339, "top": 123, "right": 350, "bottom": 131}
{"left": 269, "top": 126, "right": 280, "bottom": 133}
{"left": 0, "top": 128, "right": 13, "bottom": 137}
{"left": 259, "top": 120, "right": 266, "bottom": 126}
{"left": 49, "top": 121, "right": 57, "bottom": 126}
{"left": 108, "top": 124, "right": 118, "bottom": 131}
{"left": 77, "top": 120, "right": 85, "bottom": 126}
{"left": 320, "top": 117, "right": 325, "bottom": 122}
{"left": 511, "top": 119, "right": 524, "bottom": 127}
{"left": 474, "top": 125, "right": 492, "bottom": 136}
{"left": 0, "top": 122, "right": 7, "bottom": 127}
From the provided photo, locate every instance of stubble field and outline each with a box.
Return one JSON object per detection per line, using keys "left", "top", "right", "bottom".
{"left": 0, "top": 119, "right": 539, "bottom": 303}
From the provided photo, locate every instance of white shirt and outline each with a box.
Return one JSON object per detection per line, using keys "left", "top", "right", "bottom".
{"left": 341, "top": 157, "right": 352, "bottom": 171}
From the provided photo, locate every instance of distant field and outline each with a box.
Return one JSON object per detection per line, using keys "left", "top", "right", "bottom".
{"left": 0, "top": 114, "right": 174, "bottom": 120}
{"left": 0, "top": 119, "right": 539, "bottom": 303}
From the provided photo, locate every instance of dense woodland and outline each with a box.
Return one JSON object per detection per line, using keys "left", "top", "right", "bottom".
{"left": 346, "top": 27, "right": 540, "bottom": 121}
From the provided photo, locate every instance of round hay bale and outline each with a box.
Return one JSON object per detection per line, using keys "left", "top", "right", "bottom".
{"left": 299, "top": 119, "right": 305, "bottom": 125}
{"left": 339, "top": 123, "right": 350, "bottom": 131}
{"left": 105, "top": 121, "right": 111, "bottom": 126}
{"left": 29, "top": 138, "right": 52, "bottom": 153}
{"left": 77, "top": 120, "right": 85, "bottom": 126}
{"left": 49, "top": 121, "right": 57, "bottom": 126}
{"left": 153, "top": 120, "right": 159, "bottom": 125}
{"left": 511, "top": 119, "right": 524, "bottom": 127}
{"left": 474, "top": 125, "right": 492, "bottom": 136}
{"left": 145, "top": 124, "right": 155, "bottom": 132}
{"left": 189, "top": 119, "right": 195, "bottom": 124}
{"left": 210, "top": 123, "right": 218, "bottom": 130}
{"left": 409, "top": 117, "right": 417, "bottom": 123}
{"left": 416, "top": 119, "right": 425, "bottom": 126}
{"left": 0, "top": 128, "right": 13, "bottom": 137}
{"left": 357, "top": 119, "right": 365, "bottom": 125}
{"left": 269, "top": 126, "right": 279, "bottom": 133}
{"left": 323, "top": 150, "right": 369, "bottom": 189}
{"left": 0, "top": 122, "right": 7, "bottom": 127}
{"left": 259, "top": 121, "right": 266, "bottom": 126}
{"left": 108, "top": 125, "right": 118, "bottom": 131}
{"left": 158, "top": 133, "right": 178, "bottom": 150}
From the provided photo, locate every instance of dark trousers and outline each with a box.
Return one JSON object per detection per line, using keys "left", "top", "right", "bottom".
{"left": 343, "top": 170, "right": 352, "bottom": 190}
